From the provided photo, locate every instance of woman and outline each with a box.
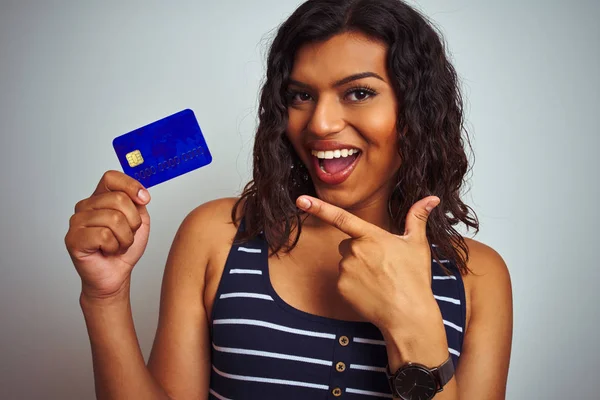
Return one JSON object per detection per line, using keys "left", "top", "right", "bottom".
{"left": 65, "top": 0, "right": 512, "bottom": 399}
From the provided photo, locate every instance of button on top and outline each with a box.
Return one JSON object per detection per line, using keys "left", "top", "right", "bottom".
{"left": 338, "top": 335, "right": 349, "bottom": 346}
{"left": 336, "top": 361, "right": 346, "bottom": 372}
{"left": 332, "top": 387, "right": 342, "bottom": 397}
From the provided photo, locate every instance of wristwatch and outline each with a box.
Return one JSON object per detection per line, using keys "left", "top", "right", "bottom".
{"left": 386, "top": 355, "right": 454, "bottom": 400}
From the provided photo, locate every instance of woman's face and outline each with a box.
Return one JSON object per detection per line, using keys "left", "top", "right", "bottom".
{"left": 286, "top": 31, "right": 401, "bottom": 210}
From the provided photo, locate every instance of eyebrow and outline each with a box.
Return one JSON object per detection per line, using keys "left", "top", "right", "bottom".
{"left": 288, "top": 71, "right": 386, "bottom": 89}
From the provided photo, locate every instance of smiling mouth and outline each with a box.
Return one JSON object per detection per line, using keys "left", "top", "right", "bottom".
{"left": 311, "top": 148, "right": 360, "bottom": 174}
{"left": 310, "top": 148, "right": 361, "bottom": 185}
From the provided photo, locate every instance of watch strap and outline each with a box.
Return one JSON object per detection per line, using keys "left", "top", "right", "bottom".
{"left": 431, "top": 355, "right": 455, "bottom": 392}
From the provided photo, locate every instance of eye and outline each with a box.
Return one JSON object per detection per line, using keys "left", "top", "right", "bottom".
{"left": 286, "top": 90, "right": 313, "bottom": 105}
{"left": 344, "top": 87, "right": 377, "bottom": 102}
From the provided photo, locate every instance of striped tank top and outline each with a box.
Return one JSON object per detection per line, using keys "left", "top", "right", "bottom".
{"left": 208, "top": 223, "right": 466, "bottom": 399}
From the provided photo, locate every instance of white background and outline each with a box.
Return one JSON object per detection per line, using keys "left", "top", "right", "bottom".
{"left": 0, "top": 0, "right": 598, "bottom": 398}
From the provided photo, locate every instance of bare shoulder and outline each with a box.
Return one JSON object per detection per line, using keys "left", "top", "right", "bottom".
{"left": 178, "top": 197, "right": 246, "bottom": 321}
{"left": 462, "top": 237, "right": 510, "bottom": 278}
{"left": 175, "top": 197, "right": 240, "bottom": 247}
{"left": 178, "top": 197, "right": 240, "bottom": 237}
{"left": 181, "top": 197, "right": 238, "bottom": 236}
{"left": 461, "top": 237, "right": 513, "bottom": 330}
{"left": 166, "top": 197, "right": 240, "bottom": 281}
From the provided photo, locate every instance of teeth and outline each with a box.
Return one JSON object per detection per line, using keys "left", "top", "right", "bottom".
{"left": 311, "top": 148, "right": 359, "bottom": 159}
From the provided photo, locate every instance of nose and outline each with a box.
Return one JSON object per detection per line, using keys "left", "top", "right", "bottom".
{"left": 306, "top": 94, "right": 345, "bottom": 137}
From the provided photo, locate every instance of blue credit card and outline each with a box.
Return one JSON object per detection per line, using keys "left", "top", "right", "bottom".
{"left": 113, "top": 109, "right": 212, "bottom": 188}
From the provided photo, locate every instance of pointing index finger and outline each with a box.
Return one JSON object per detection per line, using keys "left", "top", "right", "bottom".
{"left": 296, "top": 196, "right": 374, "bottom": 238}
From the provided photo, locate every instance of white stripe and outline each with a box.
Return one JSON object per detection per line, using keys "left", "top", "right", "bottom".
{"left": 353, "top": 337, "right": 386, "bottom": 346}
{"left": 431, "top": 244, "right": 439, "bottom": 247}
{"left": 237, "top": 246, "right": 261, "bottom": 254}
{"left": 346, "top": 388, "right": 394, "bottom": 398}
{"left": 230, "top": 269, "right": 262, "bottom": 275}
{"left": 212, "top": 365, "right": 329, "bottom": 390}
{"left": 433, "top": 275, "right": 456, "bottom": 280}
{"left": 434, "top": 295, "right": 461, "bottom": 305}
{"left": 220, "top": 292, "right": 274, "bottom": 301}
{"left": 443, "top": 319, "right": 463, "bottom": 333}
{"left": 433, "top": 259, "right": 451, "bottom": 263}
{"left": 213, "top": 343, "right": 332, "bottom": 366}
{"left": 209, "top": 389, "right": 232, "bottom": 400}
{"left": 350, "top": 364, "right": 387, "bottom": 373}
{"left": 449, "top": 348, "right": 461, "bottom": 357}
{"left": 213, "top": 319, "right": 336, "bottom": 339}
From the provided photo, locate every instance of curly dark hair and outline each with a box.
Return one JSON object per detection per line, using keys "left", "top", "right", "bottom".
{"left": 232, "top": 0, "right": 479, "bottom": 274}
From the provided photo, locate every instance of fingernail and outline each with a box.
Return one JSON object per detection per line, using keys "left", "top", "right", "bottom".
{"left": 137, "top": 189, "right": 150, "bottom": 202}
{"left": 426, "top": 198, "right": 439, "bottom": 212}
{"left": 297, "top": 197, "right": 311, "bottom": 210}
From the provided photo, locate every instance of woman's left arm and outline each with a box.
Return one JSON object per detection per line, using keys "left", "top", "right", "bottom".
{"left": 455, "top": 240, "right": 513, "bottom": 398}
{"left": 384, "top": 239, "right": 513, "bottom": 399}
{"left": 296, "top": 195, "right": 513, "bottom": 400}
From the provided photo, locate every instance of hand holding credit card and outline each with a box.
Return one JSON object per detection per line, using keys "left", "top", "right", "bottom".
{"left": 113, "top": 109, "right": 212, "bottom": 188}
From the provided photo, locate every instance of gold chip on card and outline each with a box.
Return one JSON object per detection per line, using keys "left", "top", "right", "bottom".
{"left": 125, "top": 150, "right": 144, "bottom": 167}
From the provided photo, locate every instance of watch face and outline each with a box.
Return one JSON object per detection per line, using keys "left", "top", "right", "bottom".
{"left": 394, "top": 365, "right": 437, "bottom": 400}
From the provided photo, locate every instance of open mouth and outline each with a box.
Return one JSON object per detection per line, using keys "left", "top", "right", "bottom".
{"left": 310, "top": 148, "right": 361, "bottom": 185}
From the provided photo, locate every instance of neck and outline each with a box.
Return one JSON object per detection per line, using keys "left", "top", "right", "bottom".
{"left": 307, "top": 185, "right": 399, "bottom": 235}
{"left": 347, "top": 189, "right": 398, "bottom": 233}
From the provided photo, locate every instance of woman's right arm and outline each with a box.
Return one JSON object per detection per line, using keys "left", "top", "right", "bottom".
{"left": 66, "top": 171, "right": 218, "bottom": 399}
{"left": 79, "top": 287, "right": 173, "bottom": 400}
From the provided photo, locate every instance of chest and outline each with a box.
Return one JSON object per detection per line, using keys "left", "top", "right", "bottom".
{"left": 205, "top": 227, "right": 365, "bottom": 323}
{"left": 268, "top": 236, "right": 367, "bottom": 322}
